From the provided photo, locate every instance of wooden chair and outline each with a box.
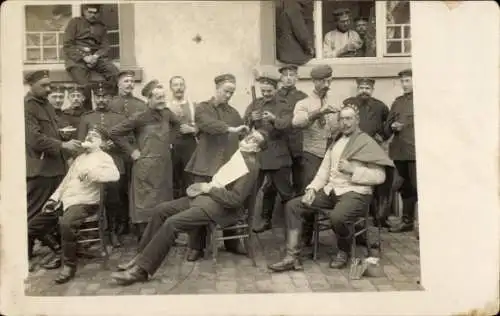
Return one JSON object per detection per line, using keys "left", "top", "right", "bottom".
{"left": 205, "top": 183, "right": 259, "bottom": 266}
{"left": 311, "top": 190, "right": 389, "bottom": 262}
{"left": 75, "top": 183, "right": 110, "bottom": 266}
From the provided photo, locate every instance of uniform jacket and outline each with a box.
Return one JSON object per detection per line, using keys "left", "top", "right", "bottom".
{"left": 24, "top": 92, "right": 68, "bottom": 178}
{"left": 108, "top": 94, "right": 147, "bottom": 157}
{"left": 61, "top": 107, "right": 86, "bottom": 130}
{"left": 184, "top": 98, "right": 244, "bottom": 178}
{"left": 342, "top": 96, "right": 389, "bottom": 139}
{"left": 243, "top": 96, "right": 292, "bottom": 170}
{"left": 109, "top": 94, "right": 147, "bottom": 118}
{"left": 277, "top": 86, "right": 308, "bottom": 158}
{"left": 78, "top": 108, "right": 127, "bottom": 174}
{"left": 189, "top": 153, "right": 260, "bottom": 227}
{"left": 276, "top": 0, "right": 314, "bottom": 65}
{"left": 63, "top": 17, "right": 110, "bottom": 69}
{"left": 383, "top": 92, "right": 416, "bottom": 161}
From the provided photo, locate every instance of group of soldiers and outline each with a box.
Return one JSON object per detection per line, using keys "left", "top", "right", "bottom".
{"left": 24, "top": 60, "right": 417, "bottom": 284}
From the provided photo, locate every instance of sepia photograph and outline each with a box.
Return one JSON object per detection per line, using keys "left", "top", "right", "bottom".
{"left": 0, "top": 1, "right": 498, "bottom": 315}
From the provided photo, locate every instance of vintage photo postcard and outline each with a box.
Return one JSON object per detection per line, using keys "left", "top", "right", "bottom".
{"left": 1, "top": 1, "right": 498, "bottom": 315}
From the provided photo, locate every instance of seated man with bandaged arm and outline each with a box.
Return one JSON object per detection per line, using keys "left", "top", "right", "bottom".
{"left": 28, "top": 127, "right": 120, "bottom": 284}
{"left": 268, "top": 104, "right": 394, "bottom": 272}
{"left": 110, "top": 129, "right": 269, "bottom": 286}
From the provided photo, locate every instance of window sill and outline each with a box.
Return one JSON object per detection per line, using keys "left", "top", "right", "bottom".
{"left": 22, "top": 62, "right": 143, "bottom": 83}
{"left": 257, "top": 57, "right": 411, "bottom": 80}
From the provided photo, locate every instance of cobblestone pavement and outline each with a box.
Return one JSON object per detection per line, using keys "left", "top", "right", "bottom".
{"left": 25, "top": 225, "right": 422, "bottom": 296}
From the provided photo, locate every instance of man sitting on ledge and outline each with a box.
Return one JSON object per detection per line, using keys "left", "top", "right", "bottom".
{"left": 268, "top": 105, "right": 394, "bottom": 272}
{"left": 111, "top": 129, "right": 269, "bottom": 286}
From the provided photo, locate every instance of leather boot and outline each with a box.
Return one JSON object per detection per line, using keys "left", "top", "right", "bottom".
{"left": 390, "top": 197, "right": 416, "bottom": 233}
{"left": 186, "top": 249, "right": 204, "bottom": 262}
{"left": 253, "top": 207, "right": 272, "bottom": 233}
{"left": 268, "top": 229, "right": 303, "bottom": 272}
{"left": 54, "top": 265, "right": 76, "bottom": 284}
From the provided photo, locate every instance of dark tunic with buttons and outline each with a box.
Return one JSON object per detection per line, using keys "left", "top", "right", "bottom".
{"left": 384, "top": 92, "right": 415, "bottom": 161}
{"left": 78, "top": 108, "right": 127, "bottom": 174}
{"left": 108, "top": 108, "right": 180, "bottom": 223}
{"left": 342, "top": 96, "right": 390, "bottom": 139}
{"left": 184, "top": 98, "right": 244, "bottom": 178}
{"left": 63, "top": 17, "right": 110, "bottom": 69}
{"left": 243, "top": 96, "right": 292, "bottom": 170}
{"left": 61, "top": 107, "right": 86, "bottom": 131}
{"left": 277, "top": 87, "right": 308, "bottom": 158}
{"left": 109, "top": 94, "right": 147, "bottom": 119}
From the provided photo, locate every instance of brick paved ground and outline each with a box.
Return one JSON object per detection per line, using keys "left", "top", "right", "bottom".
{"left": 25, "top": 223, "right": 421, "bottom": 295}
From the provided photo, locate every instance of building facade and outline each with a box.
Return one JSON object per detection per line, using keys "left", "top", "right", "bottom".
{"left": 22, "top": 1, "right": 411, "bottom": 113}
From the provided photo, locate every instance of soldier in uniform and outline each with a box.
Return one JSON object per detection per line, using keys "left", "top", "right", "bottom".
{"left": 61, "top": 84, "right": 87, "bottom": 133}
{"left": 183, "top": 73, "right": 248, "bottom": 261}
{"left": 244, "top": 74, "right": 294, "bottom": 233}
{"left": 79, "top": 82, "right": 128, "bottom": 247}
{"left": 47, "top": 84, "right": 66, "bottom": 118}
{"left": 343, "top": 78, "right": 389, "bottom": 143}
{"left": 109, "top": 70, "right": 147, "bottom": 117}
{"left": 166, "top": 76, "right": 198, "bottom": 199}
{"left": 63, "top": 3, "right": 119, "bottom": 111}
{"left": 24, "top": 70, "right": 82, "bottom": 263}
{"left": 109, "top": 70, "right": 147, "bottom": 233}
{"left": 384, "top": 69, "right": 418, "bottom": 234}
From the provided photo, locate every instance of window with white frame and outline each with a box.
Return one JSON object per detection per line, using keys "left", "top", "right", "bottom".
{"left": 24, "top": 4, "right": 120, "bottom": 64}
{"left": 275, "top": 0, "right": 411, "bottom": 63}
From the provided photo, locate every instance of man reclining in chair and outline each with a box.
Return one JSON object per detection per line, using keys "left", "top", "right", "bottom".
{"left": 110, "top": 128, "right": 269, "bottom": 286}
{"left": 269, "top": 104, "right": 394, "bottom": 272}
{"left": 28, "top": 127, "right": 120, "bottom": 284}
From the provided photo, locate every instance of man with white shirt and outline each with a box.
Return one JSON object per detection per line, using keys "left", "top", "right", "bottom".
{"left": 27, "top": 127, "right": 120, "bottom": 283}
{"left": 167, "top": 76, "right": 198, "bottom": 198}
{"left": 323, "top": 8, "right": 363, "bottom": 58}
{"left": 268, "top": 105, "right": 394, "bottom": 272}
{"left": 292, "top": 64, "right": 341, "bottom": 248}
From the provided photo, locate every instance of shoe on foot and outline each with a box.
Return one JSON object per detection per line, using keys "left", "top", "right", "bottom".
{"left": 186, "top": 249, "right": 204, "bottom": 262}
{"left": 54, "top": 265, "right": 76, "bottom": 284}
{"left": 111, "top": 265, "right": 148, "bottom": 286}
{"left": 329, "top": 250, "right": 349, "bottom": 269}
{"left": 268, "top": 256, "right": 303, "bottom": 272}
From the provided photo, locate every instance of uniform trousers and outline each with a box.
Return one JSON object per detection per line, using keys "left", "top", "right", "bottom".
{"left": 28, "top": 204, "right": 98, "bottom": 267}
{"left": 285, "top": 190, "right": 371, "bottom": 255}
{"left": 258, "top": 167, "right": 294, "bottom": 220}
{"left": 172, "top": 137, "right": 197, "bottom": 199}
{"left": 26, "top": 176, "right": 63, "bottom": 257}
{"left": 104, "top": 177, "right": 129, "bottom": 233}
{"left": 393, "top": 160, "right": 418, "bottom": 223}
{"left": 66, "top": 59, "right": 119, "bottom": 111}
{"left": 135, "top": 197, "right": 242, "bottom": 276}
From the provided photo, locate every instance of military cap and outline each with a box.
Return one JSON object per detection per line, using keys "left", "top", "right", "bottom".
{"left": 356, "top": 77, "right": 375, "bottom": 87}
{"left": 67, "top": 84, "right": 86, "bottom": 95}
{"left": 398, "top": 68, "right": 412, "bottom": 77}
{"left": 214, "top": 73, "right": 236, "bottom": 85}
{"left": 25, "top": 70, "right": 49, "bottom": 85}
{"left": 141, "top": 79, "right": 161, "bottom": 97}
{"left": 310, "top": 65, "right": 333, "bottom": 80}
{"left": 92, "top": 81, "right": 115, "bottom": 96}
{"left": 118, "top": 70, "right": 135, "bottom": 79}
{"left": 82, "top": 4, "right": 102, "bottom": 12}
{"left": 333, "top": 8, "right": 351, "bottom": 17}
{"left": 257, "top": 74, "right": 280, "bottom": 88}
{"left": 354, "top": 16, "right": 369, "bottom": 23}
{"left": 49, "top": 84, "right": 66, "bottom": 94}
{"left": 278, "top": 64, "right": 298, "bottom": 74}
